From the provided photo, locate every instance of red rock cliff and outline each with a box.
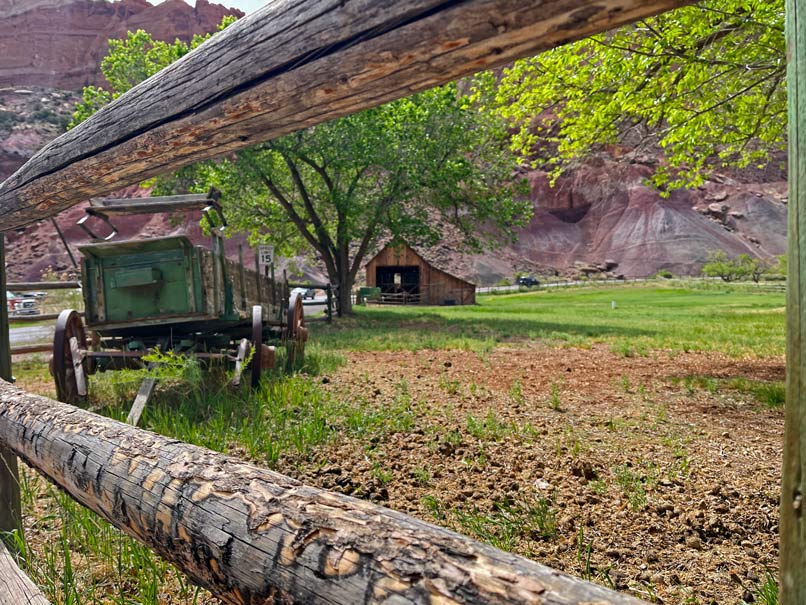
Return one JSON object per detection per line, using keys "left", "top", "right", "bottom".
{"left": 0, "top": 0, "right": 243, "bottom": 90}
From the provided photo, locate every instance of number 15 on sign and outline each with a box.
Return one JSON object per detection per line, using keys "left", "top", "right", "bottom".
{"left": 258, "top": 245, "right": 274, "bottom": 266}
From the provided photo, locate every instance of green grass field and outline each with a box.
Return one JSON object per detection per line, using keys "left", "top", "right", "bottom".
{"left": 8, "top": 282, "right": 786, "bottom": 604}
{"left": 317, "top": 283, "right": 786, "bottom": 358}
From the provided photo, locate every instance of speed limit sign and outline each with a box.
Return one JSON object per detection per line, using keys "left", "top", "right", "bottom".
{"left": 258, "top": 245, "right": 274, "bottom": 266}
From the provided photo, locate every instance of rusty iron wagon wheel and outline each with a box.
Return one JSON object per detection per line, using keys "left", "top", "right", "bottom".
{"left": 285, "top": 294, "right": 308, "bottom": 372}
{"left": 51, "top": 309, "right": 89, "bottom": 405}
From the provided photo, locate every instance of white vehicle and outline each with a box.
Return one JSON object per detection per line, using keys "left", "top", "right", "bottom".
{"left": 290, "top": 287, "right": 316, "bottom": 301}
{"left": 6, "top": 291, "right": 39, "bottom": 316}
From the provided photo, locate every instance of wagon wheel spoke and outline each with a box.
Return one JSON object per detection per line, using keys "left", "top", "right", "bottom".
{"left": 231, "top": 338, "right": 251, "bottom": 388}
{"left": 51, "top": 309, "right": 88, "bottom": 405}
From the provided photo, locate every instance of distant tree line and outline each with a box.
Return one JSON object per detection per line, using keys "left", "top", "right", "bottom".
{"left": 701, "top": 250, "right": 786, "bottom": 283}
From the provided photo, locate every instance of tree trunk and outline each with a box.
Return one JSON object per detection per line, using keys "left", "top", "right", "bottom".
{"left": 0, "top": 381, "right": 651, "bottom": 605}
{"left": 337, "top": 275, "right": 353, "bottom": 316}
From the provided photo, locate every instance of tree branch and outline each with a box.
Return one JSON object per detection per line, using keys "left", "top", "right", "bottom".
{"left": 247, "top": 160, "right": 337, "bottom": 275}
{"left": 273, "top": 145, "right": 339, "bottom": 259}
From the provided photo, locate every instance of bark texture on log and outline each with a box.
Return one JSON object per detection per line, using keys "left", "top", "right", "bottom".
{"left": 0, "top": 542, "right": 50, "bottom": 605}
{"left": 0, "top": 235, "right": 20, "bottom": 537}
{"left": 0, "top": 0, "right": 694, "bottom": 231}
{"left": 0, "top": 381, "right": 650, "bottom": 605}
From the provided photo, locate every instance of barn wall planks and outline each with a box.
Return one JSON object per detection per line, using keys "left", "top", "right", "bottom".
{"left": 365, "top": 242, "right": 476, "bottom": 305}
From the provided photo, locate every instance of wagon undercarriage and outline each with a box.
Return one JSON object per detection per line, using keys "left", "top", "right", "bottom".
{"left": 50, "top": 193, "right": 310, "bottom": 413}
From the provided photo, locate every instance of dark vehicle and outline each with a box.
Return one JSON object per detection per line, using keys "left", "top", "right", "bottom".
{"left": 516, "top": 276, "right": 540, "bottom": 287}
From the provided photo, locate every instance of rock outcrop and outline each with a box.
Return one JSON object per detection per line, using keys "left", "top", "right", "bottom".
{"left": 0, "top": 0, "right": 242, "bottom": 90}
{"left": 0, "top": 87, "right": 80, "bottom": 183}
{"left": 0, "top": 3, "right": 789, "bottom": 285}
{"left": 464, "top": 156, "right": 787, "bottom": 282}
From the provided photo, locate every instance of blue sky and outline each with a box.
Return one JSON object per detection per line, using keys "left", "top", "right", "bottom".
{"left": 147, "top": 0, "right": 264, "bottom": 13}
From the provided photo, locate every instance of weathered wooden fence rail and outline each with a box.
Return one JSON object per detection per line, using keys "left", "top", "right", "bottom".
{"left": 6, "top": 282, "right": 81, "bottom": 291}
{"left": 3, "top": 0, "right": 798, "bottom": 601}
{"left": 0, "top": 0, "right": 694, "bottom": 232}
{"left": 0, "top": 380, "right": 649, "bottom": 605}
{"left": 0, "top": 542, "right": 50, "bottom": 605}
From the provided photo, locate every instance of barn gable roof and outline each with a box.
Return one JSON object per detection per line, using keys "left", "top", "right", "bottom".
{"left": 366, "top": 241, "right": 476, "bottom": 288}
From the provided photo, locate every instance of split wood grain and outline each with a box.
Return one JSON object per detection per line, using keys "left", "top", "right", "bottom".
{"left": 0, "top": 541, "right": 50, "bottom": 605}
{"left": 0, "top": 0, "right": 694, "bottom": 231}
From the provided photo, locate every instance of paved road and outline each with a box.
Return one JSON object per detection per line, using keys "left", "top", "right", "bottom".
{"left": 9, "top": 299, "right": 327, "bottom": 349}
{"left": 301, "top": 297, "right": 327, "bottom": 317}
{"left": 10, "top": 324, "right": 53, "bottom": 346}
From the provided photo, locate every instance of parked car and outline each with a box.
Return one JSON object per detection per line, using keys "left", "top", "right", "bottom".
{"left": 516, "top": 276, "right": 540, "bottom": 287}
{"left": 6, "top": 290, "right": 39, "bottom": 316}
{"left": 290, "top": 287, "right": 316, "bottom": 301}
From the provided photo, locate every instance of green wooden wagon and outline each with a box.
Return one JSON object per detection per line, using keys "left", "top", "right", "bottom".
{"left": 51, "top": 193, "right": 308, "bottom": 410}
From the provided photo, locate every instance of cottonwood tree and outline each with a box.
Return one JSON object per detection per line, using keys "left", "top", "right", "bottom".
{"left": 74, "top": 24, "right": 529, "bottom": 314}
{"left": 479, "top": 0, "right": 785, "bottom": 191}
{"left": 178, "top": 86, "right": 528, "bottom": 314}
{"left": 701, "top": 251, "right": 773, "bottom": 282}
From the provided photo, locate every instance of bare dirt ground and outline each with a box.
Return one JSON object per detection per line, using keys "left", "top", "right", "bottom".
{"left": 286, "top": 344, "right": 783, "bottom": 605}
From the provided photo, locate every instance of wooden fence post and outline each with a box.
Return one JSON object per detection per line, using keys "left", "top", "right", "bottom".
{"left": 783, "top": 0, "right": 806, "bottom": 601}
{"left": 0, "top": 234, "right": 21, "bottom": 538}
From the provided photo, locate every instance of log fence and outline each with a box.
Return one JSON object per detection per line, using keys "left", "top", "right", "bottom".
{"left": 6, "top": 282, "right": 81, "bottom": 291}
{"left": 0, "top": 380, "right": 649, "bottom": 605}
{"left": 0, "top": 0, "right": 800, "bottom": 603}
{"left": 0, "top": 542, "right": 50, "bottom": 605}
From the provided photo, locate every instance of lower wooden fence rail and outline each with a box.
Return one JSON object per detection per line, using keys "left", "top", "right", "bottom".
{"left": 0, "top": 541, "right": 50, "bottom": 605}
{"left": 0, "top": 380, "right": 649, "bottom": 605}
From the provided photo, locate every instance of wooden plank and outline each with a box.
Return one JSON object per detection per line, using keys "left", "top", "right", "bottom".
{"left": 0, "top": 236, "right": 11, "bottom": 383}
{"left": 90, "top": 193, "right": 213, "bottom": 207}
{"left": 0, "top": 0, "right": 694, "bottom": 231}
{"left": 0, "top": 235, "right": 20, "bottom": 538}
{"left": 9, "top": 344, "right": 52, "bottom": 356}
{"left": 782, "top": 1, "right": 806, "bottom": 602}
{"left": 8, "top": 313, "right": 79, "bottom": 323}
{"left": 0, "top": 541, "right": 49, "bottom": 605}
{"left": 126, "top": 375, "right": 156, "bottom": 427}
{"left": 6, "top": 282, "right": 80, "bottom": 291}
{"left": 89, "top": 193, "right": 218, "bottom": 216}
{"left": 0, "top": 381, "right": 651, "bottom": 605}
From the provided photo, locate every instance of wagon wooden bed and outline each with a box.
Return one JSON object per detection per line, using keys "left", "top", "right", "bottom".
{"left": 51, "top": 193, "right": 308, "bottom": 407}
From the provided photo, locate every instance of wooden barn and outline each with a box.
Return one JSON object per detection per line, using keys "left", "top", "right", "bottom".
{"left": 365, "top": 242, "right": 476, "bottom": 306}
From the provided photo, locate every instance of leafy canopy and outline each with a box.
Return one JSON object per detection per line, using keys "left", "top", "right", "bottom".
{"left": 69, "top": 17, "right": 237, "bottom": 128}
{"left": 161, "top": 80, "right": 529, "bottom": 305}
{"left": 479, "top": 0, "right": 786, "bottom": 191}
{"left": 701, "top": 250, "right": 777, "bottom": 282}
{"left": 73, "top": 18, "right": 528, "bottom": 311}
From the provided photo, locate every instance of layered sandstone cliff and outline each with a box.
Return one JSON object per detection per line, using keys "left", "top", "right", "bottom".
{"left": 0, "top": 0, "right": 242, "bottom": 89}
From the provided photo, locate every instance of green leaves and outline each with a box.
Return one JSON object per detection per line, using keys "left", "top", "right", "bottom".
{"left": 483, "top": 0, "right": 786, "bottom": 190}
{"left": 69, "top": 19, "right": 236, "bottom": 129}
{"left": 70, "top": 18, "right": 529, "bottom": 303}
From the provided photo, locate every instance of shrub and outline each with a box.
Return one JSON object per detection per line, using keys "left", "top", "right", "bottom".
{"left": 0, "top": 110, "right": 18, "bottom": 130}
